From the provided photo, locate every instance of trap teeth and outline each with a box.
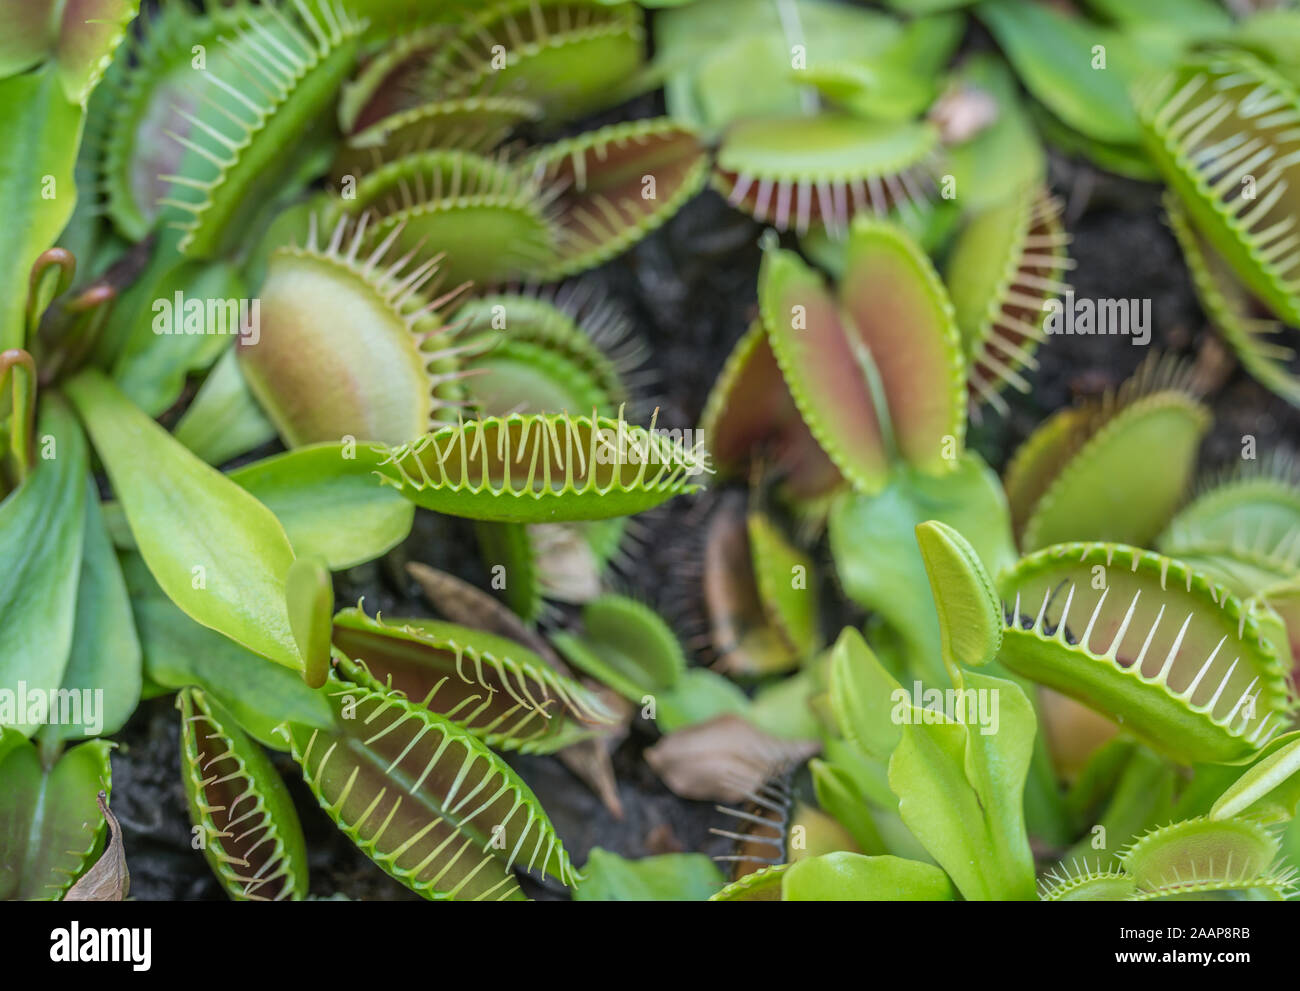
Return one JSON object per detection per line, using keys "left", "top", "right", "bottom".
{"left": 998, "top": 542, "right": 1292, "bottom": 764}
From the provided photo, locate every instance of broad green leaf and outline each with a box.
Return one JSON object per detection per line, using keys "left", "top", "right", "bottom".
{"left": 111, "top": 259, "right": 246, "bottom": 416}
{"left": 65, "top": 368, "right": 303, "bottom": 673}
{"left": 977, "top": 0, "right": 1141, "bottom": 147}
{"left": 0, "top": 0, "right": 57, "bottom": 79}
{"left": 38, "top": 478, "right": 141, "bottom": 745}
{"left": 573, "top": 849, "right": 724, "bottom": 901}
{"left": 810, "top": 759, "right": 886, "bottom": 855}
{"left": 0, "top": 395, "right": 87, "bottom": 737}
{"left": 0, "top": 65, "right": 82, "bottom": 352}
{"left": 1080, "top": 0, "right": 1230, "bottom": 34}
{"left": 552, "top": 595, "right": 686, "bottom": 702}
{"left": 228, "top": 442, "right": 414, "bottom": 571}
{"left": 122, "top": 551, "right": 333, "bottom": 750}
{"left": 654, "top": 0, "right": 900, "bottom": 134}
{"left": 828, "top": 627, "right": 904, "bottom": 761}
{"left": 0, "top": 732, "right": 111, "bottom": 899}
{"left": 172, "top": 347, "right": 276, "bottom": 466}
{"left": 286, "top": 558, "right": 332, "bottom": 690}
{"left": 888, "top": 713, "right": 1002, "bottom": 900}
{"left": 782, "top": 851, "right": 955, "bottom": 900}
{"left": 886, "top": 672, "right": 1037, "bottom": 902}
{"left": 956, "top": 669, "right": 1037, "bottom": 899}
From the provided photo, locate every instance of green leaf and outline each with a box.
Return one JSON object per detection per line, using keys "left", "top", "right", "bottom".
{"left": 0, "top": 394, "right": 87, "bottom": 737}
{"left": 0, "top": 0, "right": 57, "bottom": 80}
{"left": 0, "top": 65, "right": 82, "bottom": 352}
{"left": 65, "top": 368, "right": 303, "bottom": 673}
{"left": 887, "top": 674, "right": 1037, "bottom": 901}
{"left": 0, "top": 732, "right": 112, "bottom": 899}
{"left": 553, "top": 595, "right": 686, "bottom": 702}
{"left": 782, "top": 851, "right": 955, "bottom": 900}
{"left": 286, "top": 558, "right": 332, "bottom": 690}
{"left": 956, "top": 669, "right": 1038, "bottom": 899}
{"left": 809, "top": 759, "right": 886, "bottom": 855}
{"left": 171, "top": 347, "right": 277, "bottom": 466}
{"left": 123, "top": 551, "right": 333, "bottom": 751}
{"left": 38, "top": 479, "right": 141, "bottom": 745}
{"left": 228, "top": 442, "right": 414, "bottom": 571}
{"left": 977, "top": 0, "right": 1141, "bottom": 147}
{"left": 111, "top": 259, "right": 247, "bottom": 416}
{"left": 915, "top": 520, "right": 1002, "bottom": 674}
{"left": 1212, "top": 734, "right": 1300, "bottom": 824}
{"left": 828, "top": 627, "right": 903, "bottom": 761}
{"left": 888, "top": 715, "right": 998, "bottom": 900}
{"left": 573, "top": 849, "right": 724, "bottom": 901}
{"left": 655, "top": 669, "right": 752, "bottom": 733}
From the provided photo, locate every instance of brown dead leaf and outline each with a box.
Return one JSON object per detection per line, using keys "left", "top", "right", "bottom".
{"left": 557, "top": 686, "right": 633, "bottom": 818}
{"left": 644, "top": 714, "right": 820, "bottom": 804}
{"left": 406, "top": 561, "right": 568, "bottom": 673}
{"left": 65, "top": 791, "right": 128, "bottom": 901}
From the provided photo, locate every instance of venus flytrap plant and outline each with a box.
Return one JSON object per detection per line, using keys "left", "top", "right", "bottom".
{"left": 177, "top": 688, "right": 309, "bottom": 901}
{"left": 1004, "top": 354, "right": 1210, "bottom": 553}
{"left": 451, "top": 288, "right": 652, "bottom": 618}
{"left": 237, "top": 212, "right": 476, "bottom": 448}
{"left": 0, "top": 730, "right": 115, "bottom": 900}
{"left": 373, "top": 409, "right": 707, "bottom": 522}
{"left": 329, "top": 606, "right": 619, "bottom": 753}
{"left": 278, "top": 672, "right": 580, "bottom": 900}
{"left": 14, "top": 0, "right": 1300, "bottom": 908}
{"left": 704, "top": 522, "right": 1300, "bottom": 903}
{"left": 996, "top": 541, "right": 1294, "bottom": 764}
{"left": 944, "top": 184, "right": 1073, "bottom": 416}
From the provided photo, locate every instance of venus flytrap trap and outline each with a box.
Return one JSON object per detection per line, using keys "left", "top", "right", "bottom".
{"left": 177, "top": 688, "right": 309, "bottom": 901}
{"left": 944, "top": 185, "right": 1073, "bottom": 416}
{"left": 330, "top": 607, "right": 619, "bottom": 753}
{"left": 1004, "top": 354, "right": 1210, "bottom": 553}
{"left": 278, "top": 673, "right": 579, "bottom": 901}
{"left": 997, "top": 542, "right": 1293, "bottom": 763}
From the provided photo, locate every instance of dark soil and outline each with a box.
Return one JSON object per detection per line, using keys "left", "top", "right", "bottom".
{"left": 110, "top": 154, "right": 1300, "bottom": 899}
